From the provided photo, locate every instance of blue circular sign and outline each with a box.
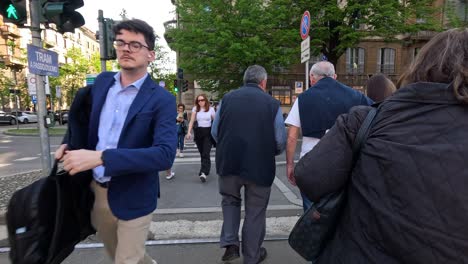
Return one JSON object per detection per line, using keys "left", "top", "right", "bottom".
{"left": 300, "top": 11, "right": 311, "bottom": 40}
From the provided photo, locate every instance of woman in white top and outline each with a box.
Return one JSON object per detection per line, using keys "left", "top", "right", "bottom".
{"left": 186, "top": 94, "right": 216, "bottom": 183}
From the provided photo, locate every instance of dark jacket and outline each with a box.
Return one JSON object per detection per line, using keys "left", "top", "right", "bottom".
{"left": 215, "top": 84, "right": 280, "bottom": 186}
{"left": 295, "top": 82, "right": 468, "bottom": 263}
{"left": 298, "top": 77, "right": 372, "bottom": 138}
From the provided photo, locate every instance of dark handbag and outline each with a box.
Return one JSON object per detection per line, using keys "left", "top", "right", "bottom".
{"left": 288, "top": 107, "right": 378, "bottom": 261}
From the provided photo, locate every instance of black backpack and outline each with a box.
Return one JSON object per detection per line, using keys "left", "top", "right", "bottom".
{"left": 6, "top": 85, "right": 96, "bottom": 264}
{"left": 6, "top": 163, "right": 94, "bottom": 264}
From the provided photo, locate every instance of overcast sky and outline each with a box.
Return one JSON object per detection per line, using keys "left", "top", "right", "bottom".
{"left": 78, "top": 0, "right": 177, "bottom": 70}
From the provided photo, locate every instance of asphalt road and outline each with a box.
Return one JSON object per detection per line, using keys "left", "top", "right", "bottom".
{"left": 0, "top": 128, "right": 307, "bottom": 264}
{"left": 0, "top": 123, "right": 64, "bottom": 176}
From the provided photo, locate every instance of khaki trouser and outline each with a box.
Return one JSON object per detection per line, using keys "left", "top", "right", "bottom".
{"left": 90, "top": 181, "right": 154, "bottom": 264}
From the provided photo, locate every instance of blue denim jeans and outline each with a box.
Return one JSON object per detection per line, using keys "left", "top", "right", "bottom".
{"left": 301, "top": 192, "right": 313, "bottom": 212}
{"left": 177, "top": 133, "right": 185, "bottom": 151}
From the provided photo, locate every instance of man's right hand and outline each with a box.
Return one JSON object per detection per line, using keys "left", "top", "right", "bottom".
{"left": 54, "top": 144, "right": 68, "bottom": 161}
{"left": 287, "top": 164, "right": 296, "bottom": 186}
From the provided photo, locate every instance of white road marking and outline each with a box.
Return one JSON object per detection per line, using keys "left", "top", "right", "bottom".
{"left": 148, "top": 216, "right": 298, "bottom": 240}
{"left": 13, "top": 157, "right": 39, "bottom": 162}
{"left": 0, "top": 163, "right": 11, "bottom": 168}
{"left": 173, "top": 157, "right": 214, "bottom": 163}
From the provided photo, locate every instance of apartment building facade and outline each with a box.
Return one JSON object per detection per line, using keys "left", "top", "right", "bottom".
{"left": 0, "top": 15, "right": 99, "bottom": 111}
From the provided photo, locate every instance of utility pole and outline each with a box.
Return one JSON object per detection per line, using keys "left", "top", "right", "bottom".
{"left": 30, "top": 0, "right": 51, "bottom": 174}
{"left": 98, "top": 10, "right": 106, "bottom": 72}
{"left": 176, "top": 11, "right": 182, "bottom": 104}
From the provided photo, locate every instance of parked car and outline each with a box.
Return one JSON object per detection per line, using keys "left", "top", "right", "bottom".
{"left": 0, "top": 111, "right": 17, "bottom": 125}
{"left": 14, "top": 111, "right": 38, "bottom": 124}
{"left": 54, "top": 110, "right": 69, "bottom": 125}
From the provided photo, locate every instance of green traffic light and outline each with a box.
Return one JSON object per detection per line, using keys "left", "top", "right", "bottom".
{"left": 6, "top": 4, "right": 19, "bottom": 20}
{"left": 174, "top": 87, "right": 179, "bottom": 92}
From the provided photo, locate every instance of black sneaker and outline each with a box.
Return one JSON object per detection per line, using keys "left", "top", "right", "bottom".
{"left": 221, "top": 245, "right": 240, "bottom": 261}
{"left": 258, "top": 247, "right": 267, "bottom": 263}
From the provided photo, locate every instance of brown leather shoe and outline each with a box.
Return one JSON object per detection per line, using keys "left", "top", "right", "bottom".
{"left": 258, "top": 247, "right": 267, "bottom": 263}
{"left": 222, "top": 245, "right": 240, "bottom": 261}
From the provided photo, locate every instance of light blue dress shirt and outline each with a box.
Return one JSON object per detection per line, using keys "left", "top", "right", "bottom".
{"left": 93, "top": 72, "right": 148, "bottom": 183}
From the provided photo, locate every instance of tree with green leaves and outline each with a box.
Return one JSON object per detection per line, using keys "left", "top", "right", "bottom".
{"left": 170, "top": 0, "right": 298, "bottom": 95}
{"left": 169, "top": 0, "right": 441, "bottom": 95}
{"left": 303, "top": 0, "right": 440, "bottom": 64}
{"left": 148, "top": 41, "right": 178, "bottom": 95}
{"left": 49, "top": 47, "right": 91, "bottom": 107}
{"left": 0, "top": 63, "right": 16, "bottom": 111}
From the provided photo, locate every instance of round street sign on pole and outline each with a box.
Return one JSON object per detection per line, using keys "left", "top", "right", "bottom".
{"left": 300, "top": 10, "right": 311, "bottom": 40}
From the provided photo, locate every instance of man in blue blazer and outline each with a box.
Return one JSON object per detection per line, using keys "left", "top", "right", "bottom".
{"left": 55, "top": 19, "right": 176, "bottom": 264}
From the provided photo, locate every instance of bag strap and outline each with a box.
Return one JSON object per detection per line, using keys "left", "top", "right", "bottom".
{"left": 352, "top": 107, "right": 378, "bottom": 164}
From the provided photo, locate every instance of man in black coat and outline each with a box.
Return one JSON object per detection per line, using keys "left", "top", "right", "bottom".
{"left": 211, "top": 65, "right": 287, "bottom": 264}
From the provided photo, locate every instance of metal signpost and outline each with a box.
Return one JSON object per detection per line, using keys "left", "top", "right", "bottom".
{"left": 28, "top": 0, "right": 60, "bottom": 174}
{"left": 300, "top": 11, "right": 311, "bottom": 90}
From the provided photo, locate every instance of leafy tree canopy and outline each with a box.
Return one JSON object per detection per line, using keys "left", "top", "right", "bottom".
{"left": 49, "top": 47, "right": 92, "bottom": 106}
{"left": 169, "top": 0, "right": 441, "bottom": 95}
{"left": 170, "top": 0, "right": 299, "bottom": 94}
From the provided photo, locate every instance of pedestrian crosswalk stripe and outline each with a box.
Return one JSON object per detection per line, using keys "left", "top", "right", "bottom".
{"left": 174, "top": 141, "right": 216, "bottom": 163}
{"left": 0, "top": 163, "right": 11, "bottom": 168}
{"left": 174, "top": 157, "right": 215, "bottom": 163}
{"left": 14, "top": 157, "right": 39, "bottom": 161}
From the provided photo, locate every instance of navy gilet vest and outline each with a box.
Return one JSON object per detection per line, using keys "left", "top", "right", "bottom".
{"left": 299, "top": 77, "right": 372, "bottom": 138}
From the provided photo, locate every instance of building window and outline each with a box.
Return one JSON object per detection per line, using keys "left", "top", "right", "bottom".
{"left": 271, "top": 87, "right": 291, "bottom": 105}
{"left": 446, "top": 0, "right": 468, "bottom": 24}
{"left": 308, "top": 54, "right": 323, "bottom": 64}
{"left": 346, "top": 47, "right": 365, "bottom": 74}
{"left": 377, "top": 48, "right": 395, "bottom": 74}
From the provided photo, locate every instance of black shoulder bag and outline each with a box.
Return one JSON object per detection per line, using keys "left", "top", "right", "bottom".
{"left": 288, "top": 107, "right": 378, "bottom": 261}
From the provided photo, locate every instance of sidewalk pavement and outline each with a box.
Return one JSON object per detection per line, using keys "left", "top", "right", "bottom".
{"left": 0, "top": 239, "right": 308, "bottom": 264}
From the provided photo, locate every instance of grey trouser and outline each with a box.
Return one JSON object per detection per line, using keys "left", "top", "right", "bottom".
{"left": 218, "top": 175, "right": 271, "bottom": 264}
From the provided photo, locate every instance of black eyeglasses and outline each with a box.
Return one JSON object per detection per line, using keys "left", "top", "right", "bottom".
{"left": 198, "top": 99, "right": 206, "bottom": 102}
{"left": 113, "top": 39, "right": 150, "bottom": 52}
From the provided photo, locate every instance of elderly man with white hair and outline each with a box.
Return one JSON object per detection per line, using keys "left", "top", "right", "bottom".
{"left": 285, "top": 61, "right": 373, "bottom": 211}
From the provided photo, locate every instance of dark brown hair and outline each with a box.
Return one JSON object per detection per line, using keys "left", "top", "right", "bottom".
{"left": 177, "top": 103, "right": 185, "bottom": 111}
{"left": 194, "top": 94, "right": 209, "bottom": 112}
{"left": 397, "top": 28, "right": 468, "bottom": 103}
{"left": 113, "top": 19, "right": 156, "bottom": 50}
{"left": 366, "top": 74, "right": 396, "bottom": 102}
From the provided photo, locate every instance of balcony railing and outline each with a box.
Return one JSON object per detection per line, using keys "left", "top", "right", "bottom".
{"left": 0, "top": 55, "right": 27, "bottom": 67}
{"left": 163, "top": 19, "right": 177, "bottom": 47}
{"left": 0, "top": 25, "right": 20, "bottom": 38}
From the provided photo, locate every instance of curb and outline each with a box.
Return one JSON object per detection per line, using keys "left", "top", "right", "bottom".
{"left": 2, "top": 131, "right": 65, "bottom": 137}
{"left": 0, "top": 211, "right": 4, "bottom": 225}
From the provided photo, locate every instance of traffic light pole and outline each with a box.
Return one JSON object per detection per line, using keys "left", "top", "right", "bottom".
{"left": 30, "top": 0, "right": 52, "bottom": 174}
{"left": 98, "top": 10, "right": 106, "bottom": 72}
{"left": 177, "top": 79, "right": 182, "bottom": 103}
